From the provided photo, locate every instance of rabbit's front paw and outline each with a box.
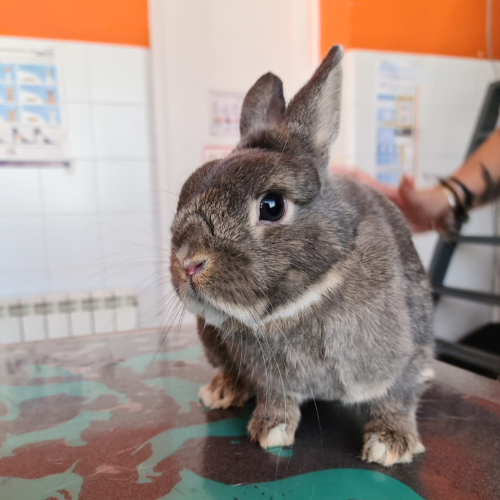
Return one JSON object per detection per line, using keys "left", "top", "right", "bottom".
{"left": 249, "top": 418, "right": 295, "bottom": 449}
{"left": 199, "top": 370, "right": 251, "bottom": 410}
{"left": 362, "top": 430, "right": 425, "bottom": 467}
{"left": 248, "top": 400, "right": 300, "bottom": 449}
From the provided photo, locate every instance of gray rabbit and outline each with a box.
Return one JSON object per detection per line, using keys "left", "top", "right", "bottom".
{"left": 170, "top": 45, "right": 434, "bottom": 466}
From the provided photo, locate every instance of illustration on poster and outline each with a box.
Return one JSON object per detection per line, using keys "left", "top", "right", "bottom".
{"left": 0, "top": 46, "right": 68, "bottom": 166}
{"left": 375, "top": 60, "right": 421, "bottom": 186}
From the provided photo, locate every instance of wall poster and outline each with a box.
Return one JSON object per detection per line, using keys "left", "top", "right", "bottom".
{"left": 375, "top": 60, "right": 421, "bottom": 186}
{"left": 209, "top": 91, "right": 244, "bottom": 137}
{"left": 0, "top": 45, "right": 68, "bottom": 167}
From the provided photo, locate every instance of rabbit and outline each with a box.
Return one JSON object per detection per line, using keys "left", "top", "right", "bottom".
{"left": 170, "top": 45, "right": 434, "bottom": 467}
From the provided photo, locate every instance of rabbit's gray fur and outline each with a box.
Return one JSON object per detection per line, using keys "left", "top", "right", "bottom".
{"left": 170, "top": 46, "right": 434, "bottom": 466}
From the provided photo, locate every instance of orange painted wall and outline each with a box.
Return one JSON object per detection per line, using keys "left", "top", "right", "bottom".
{"left": 321, "top": 0, "right": 500, "bottom": 59}
{"left": 0, "top": 0, "right": 149, "bottom": 46}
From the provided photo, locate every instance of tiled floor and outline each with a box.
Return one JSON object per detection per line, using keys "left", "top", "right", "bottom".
{"left": 0, "top": 326, "right": 499, "bottom": 499}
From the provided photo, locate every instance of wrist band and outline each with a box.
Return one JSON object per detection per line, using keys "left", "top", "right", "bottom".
{"left": 441, "top": 185, "right": 457, "bottom": 209}
{"left": 438, "top": 178, "right": 469, "bottom": 226}
{"left": 449, "top": 177, "right": 475, "bottom": 209}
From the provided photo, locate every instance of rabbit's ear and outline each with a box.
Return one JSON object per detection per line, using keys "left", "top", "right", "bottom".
{"left": 240, "top": 73, "right": 285, "bottom": 138}
{"left": 285, "top": 45, "right": 343, "bottom": 167}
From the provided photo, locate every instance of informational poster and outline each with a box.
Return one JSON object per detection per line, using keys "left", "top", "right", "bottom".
{"left": 375, "top": 61, "right": 421, "bottom": 185}
{"left": 0, "top": 46, "right": 68, "bottom": 167}
{"left": 209, "top": 91, "right": 244, "bottom": 136}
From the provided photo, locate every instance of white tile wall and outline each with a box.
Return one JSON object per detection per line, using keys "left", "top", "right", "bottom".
{"left": 0, "top": 168, "right": 43, "bottom": 215}
{"left": 0, "top": 217, "right": 47, "bottom": 272}
{"left": 60, "top": 43, "right": 92, "bottom": 103}
{"left": 41, "top": 161, "right": 99, "bottom": 214}
{"left": 337, "top": 50, "right": 500, "bottom": 342}
{"left": 98, "top": 162, "right": 153, "bottom": 213}
{"left": 93, "top": 105, "right": 152, "bottom": 160}
{"left": 100, "top": 214, "right": 158, "bottom": 287}
{"left": 88, "top": 44, "right": 149, "bottom": 104}
{"left": 0, "top": 270, "right": 49, "bottom": 298}
{"left": 49, "top": 267, "right": 105, "bottom": 293}
{"left": 45, "top": 215, "right": 102, "bottom": 268}
{"left": 0, "top": 36, "right": 161, "bottom": 335}
{"left": 66, "top": 104, "right": 95, "bottom": 159}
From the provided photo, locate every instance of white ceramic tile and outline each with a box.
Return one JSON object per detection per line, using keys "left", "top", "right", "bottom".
{"left": 60, "top": 43, "right": 91, "bottom": 103}
{"left": 0, "top": 168, "right": 42, "bottom": 215}
{"left": 115, "top": 292, "right": 139, "bottom": 331}
{"left": 417, "top": 158, "right": 462, "bottom": 183}
{"left": 350, "top": 50, "right": 425, "bottom": 106}
{"left": 46, "top": 293, "right": 71, "bottom": 339}
{"left": 89, "top": 44, "right": 149, "bottom": 104}
{"left": 70, "top": 291, "right": 94, "bottom": 336}
{"left": 0, "top": 269, "right": 49, "bottom": 298}
{"left": 0, "top": 298, "right": 22, "bottom": 344}
{"left": 418, "top": 107, "right": 475, "bottom": 160}
{"left": 41, "top": 161, "right": 99, "bottom": 214}
{"left": 104, "top": 260, "right": 159, "bottom": 292}
{"left": 93, "top": 105, "right": 152, "bottom": 160}
{"left": 66, "top": 104, "right": 94, "bottom": 159}
{"left": 417, "top": 104, "right": 442, "bottom": 160}
{"left": 49, "top": 267, "right": 105, "bottom": 294}
{"left": 0, "top": 217, "right": 46, "bottom": 272}
{"left": 45, "top": 215, "right": 102, "bottom": 269}
{"left": 20, "top": 294, "right": 47, "bottom": 342}
{"left": 422, "top": 56, "right": 478, "bottom": 110}
{"left": 0, "top": 318, "right": 22, "bottom": 344}
{"left": 436, "top": 109, "right": 476, "bottom": 159}
{"left": 349, "top": 51, "right": 377, "bottom": 106}
{"left": 98, "top": 161, "right": 153, "bottom": 213}
{"left": 92, "top": 289, "right": 116, "bottom": 333}
{"left": 136, "top": 287, "right": 163, "bottom": 329}
{"left": 100, "top": 214, "right": 160, "bottom": 303}
{"left": 352, "top": 105, "right": 376, "bottom": 159}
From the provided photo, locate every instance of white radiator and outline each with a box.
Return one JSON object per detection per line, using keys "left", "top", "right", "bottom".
{"left": 0, "top": 288, "right": 138, "bottom": 344}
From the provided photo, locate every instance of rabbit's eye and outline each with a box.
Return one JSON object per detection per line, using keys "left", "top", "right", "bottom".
{"left": 259, "top": 193, "right": 285, "bottom": 222}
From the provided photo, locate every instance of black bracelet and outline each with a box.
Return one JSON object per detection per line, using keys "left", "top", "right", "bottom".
{"left": 438, "top": 178, "right": 469, "bottom": 225}
{"left": 449, "top": 177, "right": 475, "bottom": 209}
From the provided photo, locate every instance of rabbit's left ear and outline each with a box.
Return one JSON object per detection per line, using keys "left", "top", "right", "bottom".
{"left": 284, "top": 45, "right": 343, "bottom": 168}
{"left": 239, "top": 72, "right": 286, "bottom": 138}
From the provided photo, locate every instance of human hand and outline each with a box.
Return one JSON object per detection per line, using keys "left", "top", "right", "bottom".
{"left": 394, "top": 176, "right": 452, "bottom": 233}
{"left": 333, "top": 167, "right": 452, "bottom": 233}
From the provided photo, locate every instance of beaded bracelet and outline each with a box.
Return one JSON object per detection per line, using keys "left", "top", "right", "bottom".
{"left": 449, "top": 177, "right": 475, "bottom": 209}
{"left": 438, "top": 178, "right": 469, "bottom": 226}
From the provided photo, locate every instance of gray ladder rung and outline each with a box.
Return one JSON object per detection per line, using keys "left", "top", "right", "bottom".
{"left": 449, "top": 235, "right": 500, "bottom": 245}
{"left": 436, "top": 339, "right": 500, "bottom": 376}
{"left": 433, "top": 285, "right": 500, "bottom": 306}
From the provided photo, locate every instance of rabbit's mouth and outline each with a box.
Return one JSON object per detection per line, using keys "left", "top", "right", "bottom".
{"left": 182, "top": 293, "right": 229, "bottom": 328}
{"left": 181, "top": 278, "right": 269, "bottom": 330}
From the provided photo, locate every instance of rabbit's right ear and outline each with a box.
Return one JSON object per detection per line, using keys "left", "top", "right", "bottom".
{"left": 239, "top": 72, "right": 286, "bottom": 138}
{"left": 284, "top": 45, "right": 343, "bottom": 168}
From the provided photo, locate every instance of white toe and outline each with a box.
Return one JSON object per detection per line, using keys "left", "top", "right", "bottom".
{"left": 414, "top": 441, "right": 426, "bottom": 454}
{"left": 259, "top": 423, "right": 294, "bottom": 449}
{"left": 199, "top": 385, "right": 214, "bottom": 408}
{"left": 364, "top": 435, "right": 388, "bottom": 464}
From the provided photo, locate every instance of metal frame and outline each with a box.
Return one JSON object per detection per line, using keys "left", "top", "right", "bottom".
{"left": 428, "top": 81, "right": 500, "bottom": 375}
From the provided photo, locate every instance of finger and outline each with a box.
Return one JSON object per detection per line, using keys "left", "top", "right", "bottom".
{"left": 399, "top": 176, "right": 419, "bottom": 204}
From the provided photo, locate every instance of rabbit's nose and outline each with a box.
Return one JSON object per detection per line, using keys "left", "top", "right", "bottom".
{"left": 184, "top": 259, "right": 206, "bottom": 277}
